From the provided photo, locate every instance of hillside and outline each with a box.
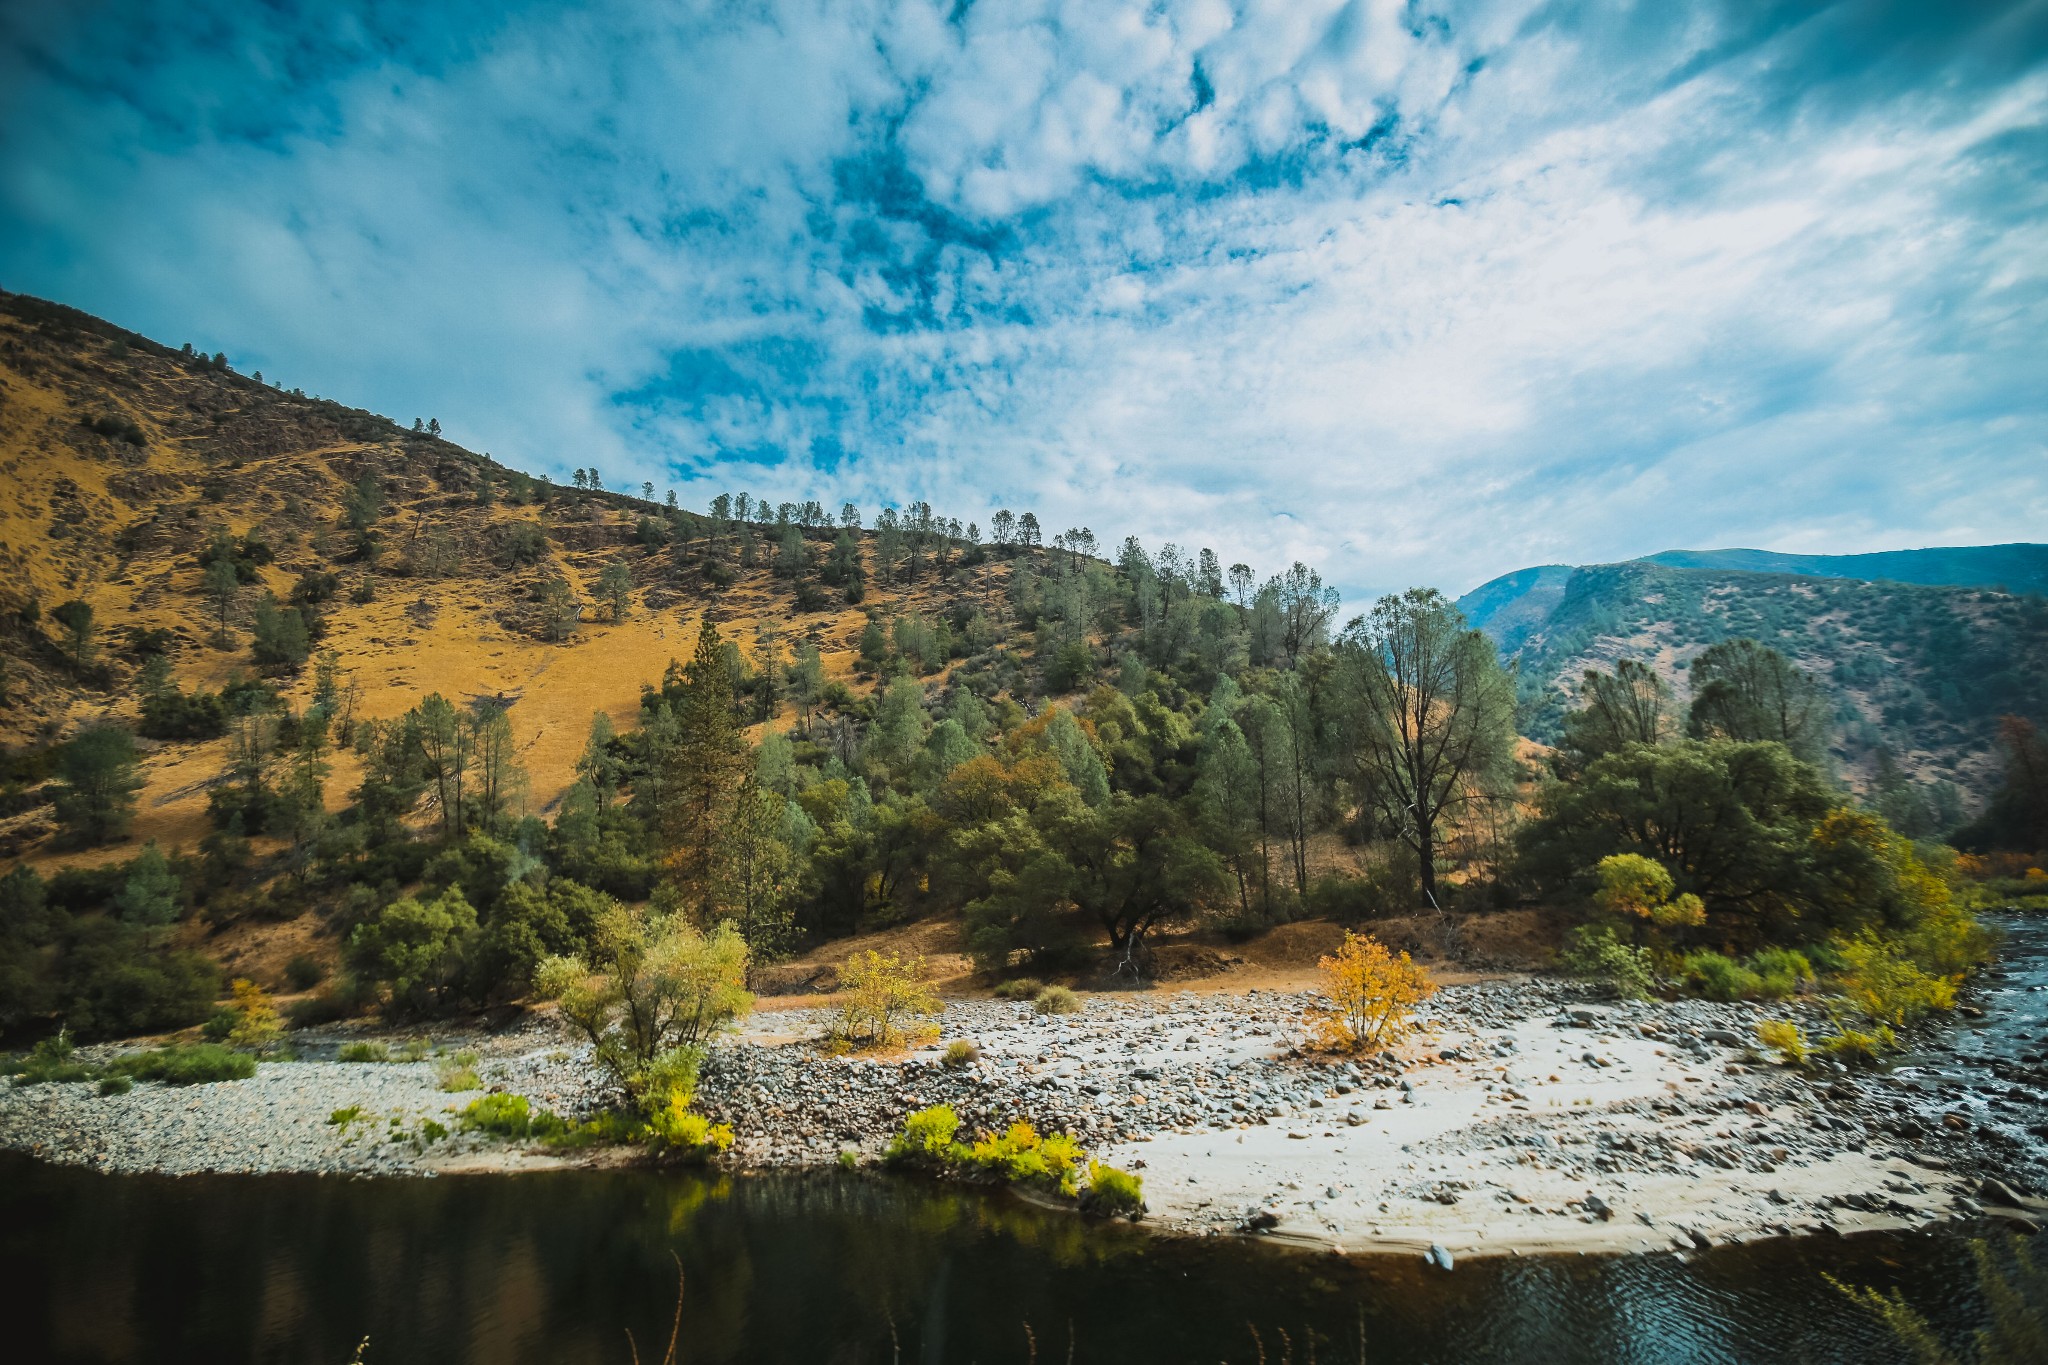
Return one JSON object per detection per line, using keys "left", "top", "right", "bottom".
{"left": 1462, "top": 556, "right": 2048, "bottom": 804}
{"left": 1639, "top": 544, "right": 2048, "bottom": 595}
{"left": 0, "top": 289, "right": 1021, "bottom": 864}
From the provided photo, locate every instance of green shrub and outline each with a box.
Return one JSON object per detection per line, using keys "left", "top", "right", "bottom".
{"left": 1681, "top": 951, "right": 1764, "bottom": 1002}
{"left": 200, "top": 1008, "right": 238, "bottom": 1042}
{"left": 109, "top": 1043, "right": 256, "bottom": 1085}
{"left": 1033, "top": 985, "right": 1082, "bottom": 1015}
{"left": 435, "top": 1045, "right": 485, "bottom": 1090}
{"left": 286, "top": 991, "right": 353, "bottom": 1028}
{"left": 337, "top": 1041, "right": 391, "bottom": 1063}
{"left": 1081, "top": 1160, "right": 1145, "bottom": 1218}
{"left": 1559, "top": 925, "right": 1655, "bottom": 999}
{"left": 1790, "top": 933, "right": 1845, "bottom": 969}
{"left": 992, "top": 977, "right": 1045, "bottom": 1001}
{"left": 285, "top": 955, "right": 328, "bottom": 991}
{"left": 345, "top": 889, "right": 477, "bottom": 1016}
{"left": 7, "top": 1034, "right": 95, "bottom": 1085}
{"left": 635, "top": 1048, "right": 702, "bottom": 1111}
{"left": 941, "top": 1040, "right": 981, "bottom": 1068}
{"left": 438, "top": 1066, "right": 481, "bottom": 1092}
{"left": 328, "top": 1105, "right": 365, "bottom": 1127}
{"left": 885, "top": 1103, "right": 962, "bottom": 1164}
{"left": 457, "top": 1093, "right": 568, "bottom": 1141}
{"left": 1747, "top": 947, "right": 1814, "bottom": 1000}
{"left": 544, "top": 1110, "right": 642, "bottom": 1149}
{"left": 838, "top": 1149, "right": 858, "bottom": 1170}
{"left": 399, "top": 1037, "right": 432, "bottom": 1062}
{"left": 98, "top": 1074, "right": 132, "bottom": 1096}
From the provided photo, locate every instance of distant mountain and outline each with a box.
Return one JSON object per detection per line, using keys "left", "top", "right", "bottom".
{"left": 1638, "top": 545, "right": 2048, "bottom": 596}
{"left": 1459, "top": 551, "right": 2048, "bottom": 808}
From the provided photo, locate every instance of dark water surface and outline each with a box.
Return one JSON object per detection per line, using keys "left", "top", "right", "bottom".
{"left": 0, "top": 1153, "right": 1996, "bottom": 1365}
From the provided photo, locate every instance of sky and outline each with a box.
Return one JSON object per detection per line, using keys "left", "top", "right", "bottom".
{"left": 2, "top": 1, "right": 2044, "bottom": 606}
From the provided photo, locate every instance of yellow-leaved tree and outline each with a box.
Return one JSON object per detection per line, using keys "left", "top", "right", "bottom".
{"left": 1312, "top": 932, "right": 1436, "bottom": 1052}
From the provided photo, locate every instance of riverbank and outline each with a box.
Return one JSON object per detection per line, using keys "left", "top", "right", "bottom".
{"left": 5, "top": 971, "right": 2039, "bottom": 1259}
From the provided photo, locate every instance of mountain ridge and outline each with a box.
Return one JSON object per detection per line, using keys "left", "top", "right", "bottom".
{"left": 1458, "top": 553, "right": 2048, "bottom": 810}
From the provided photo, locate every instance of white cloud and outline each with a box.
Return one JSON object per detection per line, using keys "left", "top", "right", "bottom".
{"left": 1, "top": 0, "right": 2042, "bottom": 607}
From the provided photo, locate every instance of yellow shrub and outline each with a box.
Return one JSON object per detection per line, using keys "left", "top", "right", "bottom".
{"left": 962, "top": 1120, "right": 1083, "bottom": 1194}
{"left": 1312, "top": 932, "right": 1437, "bottom": 1053}
{"left": 1822, "top": 1025, "right": 1896, "bottom": 1065}
{"left": 645, "top": 1084, "right": 733, "bottom": 1159}
{"left": 1755, "top": 1019, "right": 1808, "bottom": 1066}
{"left": 1838, "top": 933, "right": 1957, "bottom": 1029}
{"left": 1082, "top": 1160, "right": 1145, "bottom": 1218}
{"left": 834, "top": 950, "right": 942, "bottom": 1050}
{"left": 226, "top": 978, "right": 284, "bottom": 1052}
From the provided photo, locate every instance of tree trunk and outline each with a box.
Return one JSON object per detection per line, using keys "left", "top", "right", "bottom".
{"left": 1416, "top": 818, "right": 1439, "bottom": 912}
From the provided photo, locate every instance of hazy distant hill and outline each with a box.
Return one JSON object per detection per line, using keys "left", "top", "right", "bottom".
{"left": 1639, "top": 545, "right": 2048, "bottom": 595}
{"left": 1459, "top": 553, "right": 2048, "bottom": 805}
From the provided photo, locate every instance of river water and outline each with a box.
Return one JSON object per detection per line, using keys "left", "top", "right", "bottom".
{"left": 0, "top": 1153, "right": 2013, "bottom": 1364}
{"left": 5, "top": 915, "right": 2042, "bottom": 1365}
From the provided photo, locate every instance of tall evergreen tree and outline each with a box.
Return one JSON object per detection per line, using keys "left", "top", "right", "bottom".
{"left": 52, "top": 725, "right": 142, "bottom": 846}
{"left": 577, "top": 711, "right": 625, "bottom": 812}
{"left": 661, "top": 618, "right": 750, "bottom": 914}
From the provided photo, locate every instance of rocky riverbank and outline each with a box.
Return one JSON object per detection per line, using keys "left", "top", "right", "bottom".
{"left": 3, "top": 975, "right": 2040, "bottom": 1259}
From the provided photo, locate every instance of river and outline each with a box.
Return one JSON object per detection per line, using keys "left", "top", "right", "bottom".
{"left": 0, "top": 1152, "right": 2018, "bottom": 1364}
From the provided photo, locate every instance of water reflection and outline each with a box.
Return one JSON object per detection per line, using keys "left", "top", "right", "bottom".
{"left": 0, "top": 1155, "right": 1995, "bottom": 1364}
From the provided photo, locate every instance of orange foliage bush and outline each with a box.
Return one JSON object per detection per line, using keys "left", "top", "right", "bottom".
{"left": 1311, "top": 932, "right": 1437, "bottom": 1053}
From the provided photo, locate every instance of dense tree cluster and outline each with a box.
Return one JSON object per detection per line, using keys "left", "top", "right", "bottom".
{"left": 1521, "top": 640, "right": 1991, "bottom": 1027}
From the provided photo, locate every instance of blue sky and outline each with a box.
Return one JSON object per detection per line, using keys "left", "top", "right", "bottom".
{"left": 2, "top": 0, "right": 2044, "bottom": 604}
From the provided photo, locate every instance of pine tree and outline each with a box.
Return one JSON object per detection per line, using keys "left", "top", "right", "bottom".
{"left": 597, "top": 560, "right": 634, "bottom": 621}
{"left": 115, "top": 841, "right": 182, "bottom": 926}
{"left": 661, "top": 618, "right": 750, "bottom": 915}
{"left": 471, "top": 705, "right": 526, "bottom": 833}
{"left": 577, "top": 711, "right": 625, "bottom": 812}
{"left": 53, "top": 599, "right": 95, "bottom": 667}
{"left": 714, "top": 773, "right": 796, "bottom": 956}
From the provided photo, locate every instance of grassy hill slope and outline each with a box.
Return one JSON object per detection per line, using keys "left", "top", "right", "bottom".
{"left": 0, "top": 289, "right": 1018, "bottom": 866}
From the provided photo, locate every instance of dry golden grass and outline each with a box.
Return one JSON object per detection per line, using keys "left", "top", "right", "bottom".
{"left": 0, "top": 296, "right": 1023, "bottom": 874}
